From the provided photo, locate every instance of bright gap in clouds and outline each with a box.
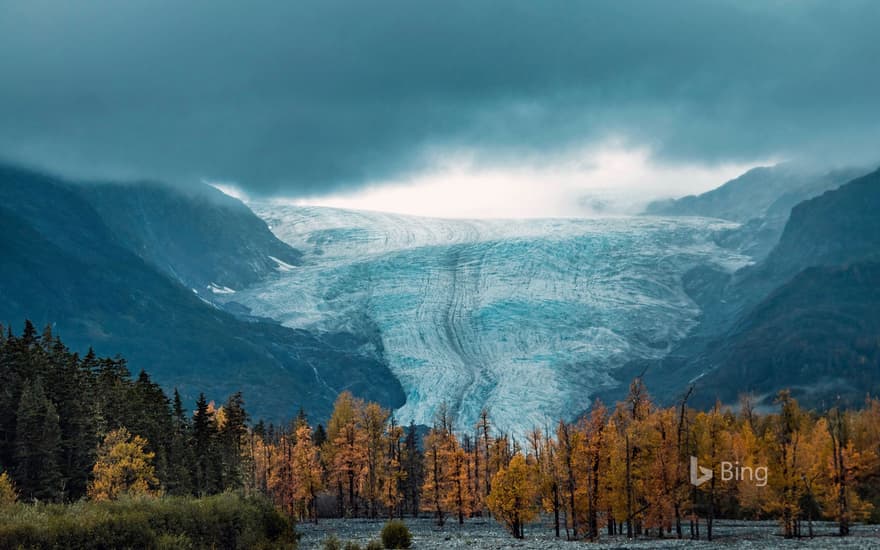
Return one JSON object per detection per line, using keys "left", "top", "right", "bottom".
{"left": 219, "top": 146, "right": 767, "bottom": 219}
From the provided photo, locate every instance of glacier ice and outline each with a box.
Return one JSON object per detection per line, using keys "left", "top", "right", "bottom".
{"left": 235, "top": 204, "right": 749, "bottom": 437}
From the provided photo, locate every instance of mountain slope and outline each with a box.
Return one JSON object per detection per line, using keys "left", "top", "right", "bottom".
{"left": 691, "top": 167, "right": 880, "bottom": 407}
{"left": 79, "top": 182, "right": 302, "bottom": 295}
{"left": 645, "top": 164, "right": 862, "bottom": 260}
{"left": 695, "top": 261, "right": 880, "bottom": 405}
{"left": 644, "top": 164, "right": 859, "bottom": 223}
{"left": 0, "top": 165, "right": 404, "bottom": 421}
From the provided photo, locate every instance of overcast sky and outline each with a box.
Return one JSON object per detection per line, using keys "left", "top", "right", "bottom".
{"left": 2, "top": 1, "right": 879, "bottom": 216}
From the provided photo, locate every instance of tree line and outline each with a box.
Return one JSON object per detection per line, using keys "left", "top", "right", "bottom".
{"left": 271, "top": 381, "right": 879, "bottom": 541}
{"left": 0, "top": 320, "right": 252, "bottom": 502}
{"left": 2, "top": 321, "right": 879, "bottom": 542}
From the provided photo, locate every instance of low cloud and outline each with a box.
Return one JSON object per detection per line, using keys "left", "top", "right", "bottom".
{"left": 1, "top": 0, "right": 878, "bottom": 196}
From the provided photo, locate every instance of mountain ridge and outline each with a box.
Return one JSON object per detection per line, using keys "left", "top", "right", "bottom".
{"left": 0, "top": 164, "right": 404, "bottom": 422}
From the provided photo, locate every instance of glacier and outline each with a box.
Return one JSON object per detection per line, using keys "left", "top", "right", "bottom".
{"left": 232, "top": 204, "right": 750, "bottom": 436}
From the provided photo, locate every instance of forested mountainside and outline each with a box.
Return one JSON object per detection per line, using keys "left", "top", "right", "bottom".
{"left": 0, "top": 165, "right": 403, "bottom": 422}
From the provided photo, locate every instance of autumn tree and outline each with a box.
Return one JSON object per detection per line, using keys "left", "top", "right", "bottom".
{"left": 292, "top": 424, "right": 323, "bottom": 522}
{"left": 421, "top": 404, "right": 456, "bottom": 526}
{"left": 529, "top": 427, "right": 561, "bottom": 538}
{"left": 692, "top": 401, "right": 731, "bottom": 540}
{"left": 88, "top": 427, "right": 159, "bottom": 501}
{"left": 556, "top": 419, "right": 581, "bottom": 538}
{"left": 419, "top": 402, "right": 474, "bottom": 524}
{"left": 475, "top": 408, "right": 494, "bottom": 509}
{"left": 486, "top": 453, "right": 539, "bottom": 538}
{"left": 325, "top": 391, "right": 368, "bottom": 517}
{"left": 446, "top": 443, "right": 475, "bottom": 524}
{"left": 578, "top": 402, "right": 608, "bottom": 541}
{"left": 361, "top": 401, "right": 389, "bottom": 518}
{"left": 810, "top": 407, "right": 874, "bottom": 536}
{"left": 380, "top": 416, "right": 406, "bottom": 518}
{"left": 0, "top": 471, "right": 17, "bottom": 506}
{"left": 764, "top": 390, "right": 805, "bottom": 538}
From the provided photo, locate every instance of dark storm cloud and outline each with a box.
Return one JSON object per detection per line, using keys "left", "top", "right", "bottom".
{"left": 1, "top": 0, "right": 878, "bottom": 195}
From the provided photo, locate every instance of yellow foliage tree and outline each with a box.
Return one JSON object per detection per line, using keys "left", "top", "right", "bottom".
{"left": 0, "top": 471, "right": 17, "bottom": 506}
{"left": 88, "top": 428, "right": 159, "bottom": 501}
{"left": 380, "top": 419, "right": 406, "bottom": 518}
{"left": 292, "top": 424, "right": 324, "bottom": 523}
{"left": 486, "top": 453, "right": 539, "bottom": 539}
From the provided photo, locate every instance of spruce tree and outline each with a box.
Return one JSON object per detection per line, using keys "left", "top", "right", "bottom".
{"left": 166, "top": 389, "right": 195, "bottom": 495}
{"left": 219, "top": 392, "right": 249, "bottom": 489}
{"left": 192, "top": 393, "right": 219, "bottom": 495}
{"left": 13, "top": 379, "right": 63, "bottom": 501}
{"left": 312, "top": 424, "right": 327, "bottom": 447}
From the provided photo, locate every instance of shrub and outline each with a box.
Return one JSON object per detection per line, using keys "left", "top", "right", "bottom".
{"left": 380, "top": 520, "right": 412, "bottom": 549}
{"left": 0, "top": 493, "right": 298, "bottom": 549}
{"left": 344, "top": 542, "right": 362, "bottom": 550}
{"left": 366, "top": 540, "right": 383, "bottom": 550}
{"left": 322, "top": 534, "right": 342, "bottom": 550}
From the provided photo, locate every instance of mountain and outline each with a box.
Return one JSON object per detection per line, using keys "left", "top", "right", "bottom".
{"left": 0, "top": 164, "right": 404, "bottom": 421}
{"left": 79, "top": 182, "right": 301, "bottom": 295}
{"left": 694, "top": 261, "right": 880, "bottom": 406}
{"left": 758, "top": 168, "right": 880, "bottom": 279}
{"left": 4, "top": 159, "right": 877, "bottom": 431}
{"left": 644, "top": 164, "right": 859, "bottom": 223}
{"left": 686, "top": 167, "right": 880, "bottom": 407}
{"left": 645, "top": 164, "right": 862, "bottom": 260}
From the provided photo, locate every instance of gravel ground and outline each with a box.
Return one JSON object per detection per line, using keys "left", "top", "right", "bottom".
{"left": 297, "top": 517, "right": 880, "bottom": 549}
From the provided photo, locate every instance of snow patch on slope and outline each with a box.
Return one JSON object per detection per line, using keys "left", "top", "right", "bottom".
{"left": 207, "top": 282, "right": 236, "bottom": 294}
{"left": 269, "top": 255, "right": 297, "bottom": 272}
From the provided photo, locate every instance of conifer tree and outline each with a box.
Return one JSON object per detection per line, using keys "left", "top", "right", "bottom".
{"left": 192, "top": 393, "right": 219, "bottom": 495}
{"left": 219, "top": 392, "right": 249, "bottom": 489}
{"left": 324, "top": 391, "right": 368, "bottom": 517}
{"left": 381, "top": 416, "right": 406, "bottom": 518}
{"left": 362, "top": 401, "right": 389, "bottom": 518}
{"left": 166, "top": 388, "right": 194, "bottom": 495}
{"left": 401, "top": 421, "right": 423, "bottom": 516}
{"left": 764, "top": 390, "right": 805, "bottom": 538}
{"left": 291, "top": 424, "right": 323, "bottom": 522}
{"left": 88, "top": 427, "right": 159, "bottom": 500}
{"left": 13, "top": 378, "right": 63, "bottom": 501}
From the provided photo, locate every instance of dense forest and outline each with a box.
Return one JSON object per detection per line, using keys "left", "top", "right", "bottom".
{"left": 1, "top": 320, "right": 879, "bottom": 546}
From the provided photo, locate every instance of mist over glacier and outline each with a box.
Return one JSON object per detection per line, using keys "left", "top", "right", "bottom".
{"left": 233, "top": 204, "right": 750, "bottom": 435}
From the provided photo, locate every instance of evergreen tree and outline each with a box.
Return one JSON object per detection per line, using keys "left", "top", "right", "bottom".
{"left": 166, "top": 388, "right": 194, "bottom": 495}
{"left": 192, "top": 393, "right": 220, "bottom": 495}
{"left": 219, "top": 392, "right": 249, "bottom": 489}
{"left": 312, "top": 423, "right": 327, "bottom": 447}
{"left": 402, "top": 421, "right": 423, "bottom": 516}
{"left": 13, "top": 379, "right": 63, "bottom": 501}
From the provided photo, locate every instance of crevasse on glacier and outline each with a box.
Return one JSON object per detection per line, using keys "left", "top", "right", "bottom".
{"left": 236, "top": 204, "right": 749, "bottom": 437}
